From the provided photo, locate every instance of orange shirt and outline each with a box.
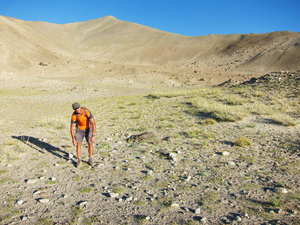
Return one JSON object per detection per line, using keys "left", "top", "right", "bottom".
{"left": 71, "top": 108, "right": 93, "bottom": 130}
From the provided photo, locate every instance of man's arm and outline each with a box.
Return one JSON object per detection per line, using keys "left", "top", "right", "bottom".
{"left": 90, "top": 118, "right": 96, "bottom": 143}
{"left": 70, "top": 123, "right": 77, "bottom": 146}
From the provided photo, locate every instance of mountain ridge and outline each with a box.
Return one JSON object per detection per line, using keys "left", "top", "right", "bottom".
{"left": 0, "top": 15, "right": 299, "bottom": 85}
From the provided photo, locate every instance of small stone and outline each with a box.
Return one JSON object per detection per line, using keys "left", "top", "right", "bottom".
{"left": 235, "top": 216, "right": 242, "bottom": 221}
{"left": 33, "top": 190, "right": 42, "bottom": 195}
{"left": 16, "top": 200, "right": 24, "bottom": 205}
{"left": 171, "top": 203, "right": 180, "bottom": 208}
{"left": 228, "top": 161, "right": 236, "bottom": 168}
{"left": 169, "top": 153, "right": 178, "bottom": 161}
{"left": 185, "top": 176, "right": 192, "bottom": 182}
{"left": 275, "top": 187, "right": 288, "bottom": 194}
{"left": 50, "top": 177, "right": 56, "bottom": 181}
{"left": 126, "top": 196, "right": 133, "bottom": 202}
{"left": 6, "top": 164, "right": 12, "bottom": 168}
{"left": 39, "top": 198, "right": 50, "bottom": 204}
{"left": 275, "top": 208, "right": 283, "bottom": 214}
{"left": 39, "top": 176, "right": 45, "bottom": 180}
{"left": 145, "top": 216, "right": 150, "bottom": 220}
{"left": 21, "top": 216, "right": 28, "bottom": 221}
{"left": 147, "top": 170, "right": 153, "bottom": 175}
{"left": 222, "top": 151, "right": 230, "bottom": 156}
{"left": 110, "top": 193, "right": 119, "bottom": 198}
{"left": 78, "top": 201, "right": 88, "bottom": 207}
{"left": 195, "top": 207, "right": 201, "bottom": 214}
{"left": 54, "top": 163, "right": 60, "bottom": 167}
{"left": 201, "top": 217, "right": 207, "bottom": 222}
{"left": 25, "top": 179, "right": 38, "bottom": 184}
{"left": 68, "top": 153, "right": 73, "bottom": 159}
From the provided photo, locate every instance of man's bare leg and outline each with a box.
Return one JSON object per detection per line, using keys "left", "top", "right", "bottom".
{"left": 88, "top": 143, "right": 93, "bottom": 158}
{"left": 76, "top": 142, "right": 82, "bottom": 167}
{"left": 88, "top": 142, "right": 93, "bottom": 166}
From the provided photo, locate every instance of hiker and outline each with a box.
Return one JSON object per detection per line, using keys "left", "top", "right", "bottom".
{"left": 70, "top": 102, "right": 96, "bottom": 167}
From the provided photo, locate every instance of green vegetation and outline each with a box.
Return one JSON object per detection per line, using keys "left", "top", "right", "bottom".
{"left": 37, "top": 218, "right": 55, "bottom": 225}
{"left": 80, "top": 187, "right": 93, "bottom": 193}
{"left": 157, "top": 197, "right": 174, "bottom": 209}
{"left": 271, "top": 114, "right": 297, "bottom": 126}
{"left": 133, "top": 200, "right": 146, "bottom": 206}
{"left": 112, "top": 186, "right": 125, "bottom": 195}
{"left": 0, "top": 170, "right": 8, "bottom": 175}
{"left": 202, "top": 118, "right": 217, "bottom": 125}
{"left": 269, "top": 196, "right": 283, "bottom": 207}
{"left": 235, "top": 136, "right": 253, "bottom": 147}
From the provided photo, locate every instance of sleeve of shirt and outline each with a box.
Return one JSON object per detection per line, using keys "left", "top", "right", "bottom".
{"left": 71, "top": 114, "right": 76, "bottom": 124}
{"left": 87, "top": 110, "right": 93, "bottom": 119}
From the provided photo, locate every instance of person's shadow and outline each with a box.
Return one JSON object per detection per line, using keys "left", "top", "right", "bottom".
{"left": 12, "top": 136, "right": 75, "bottom": 165}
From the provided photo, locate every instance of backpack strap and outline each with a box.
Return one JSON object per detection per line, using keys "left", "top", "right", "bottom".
{"left": 76, "top": 107, "right": 88, "bottom": 120}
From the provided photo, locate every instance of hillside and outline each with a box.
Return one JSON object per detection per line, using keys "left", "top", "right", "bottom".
{"left": 0, "top": 15, "right": 299, "bottom": 85}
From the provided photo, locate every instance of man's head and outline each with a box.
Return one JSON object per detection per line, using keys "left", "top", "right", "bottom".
{"left": 72, "top": 102, "right": 81, "bottom": 110}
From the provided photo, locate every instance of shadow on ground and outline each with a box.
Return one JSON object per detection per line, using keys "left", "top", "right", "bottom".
{"left": 12, "top": 135, "right": 71, "bottom": 161}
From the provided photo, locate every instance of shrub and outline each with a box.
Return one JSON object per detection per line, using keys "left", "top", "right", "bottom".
{"left": 202, "top": 118, "right": 217, "bottom": 125}
{"left": 192, "top": 97, "right": 246, "bottom": 122}
{"left": 271, "top": 114, "right": 296, "bottom": 126}
{"left": 235, "top": 137, "right": 252, "bottom": 147}
{"left": 269, "top": 197, "right": 283, "bottom": 207}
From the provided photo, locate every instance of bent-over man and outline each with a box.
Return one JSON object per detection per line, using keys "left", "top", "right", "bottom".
{"left": 70, "top": 102, "right": 96, "bottom": 167}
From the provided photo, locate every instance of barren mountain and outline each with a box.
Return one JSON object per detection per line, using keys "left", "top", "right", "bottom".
{"left": 0, "top": 15, "right": 300, "bottom": 85}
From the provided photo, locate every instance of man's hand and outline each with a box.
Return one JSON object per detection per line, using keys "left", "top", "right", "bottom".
{"left": 72, "top": 138, "right": 77, "bottom": 146}
{"left": 91, "top": 136, "right": 95, "bottom": 143}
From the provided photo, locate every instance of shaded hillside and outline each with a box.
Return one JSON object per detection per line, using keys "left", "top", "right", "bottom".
{"left": 0, "top": 15, "right": 299, "bottom": 84}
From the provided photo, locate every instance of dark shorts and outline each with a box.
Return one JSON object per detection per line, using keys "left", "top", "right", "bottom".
{"left": 75, "top": 128, "right": 92, "bottom": 143}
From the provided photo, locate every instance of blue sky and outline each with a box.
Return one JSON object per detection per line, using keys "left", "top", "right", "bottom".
{"left": 0, "top": 0, "right": 299, "bottom": 36}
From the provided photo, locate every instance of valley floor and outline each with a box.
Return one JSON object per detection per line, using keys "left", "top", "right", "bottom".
{"left": 0, "top": 72, "right": 299, "bottom": 224}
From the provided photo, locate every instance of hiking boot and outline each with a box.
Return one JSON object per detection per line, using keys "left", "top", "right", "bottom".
{"left": 76, "top": 159, "right": 82, "bottom": 168}
{"left": 88, "top": 158, "right": 94, "bottom": 167}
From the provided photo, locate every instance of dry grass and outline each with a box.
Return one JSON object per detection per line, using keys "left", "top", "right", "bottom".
{"left": 234, "top": 136, "right": 253, "bottom": 147}
{"left": 270, "top": 114, "right": 297, "bottom": 126}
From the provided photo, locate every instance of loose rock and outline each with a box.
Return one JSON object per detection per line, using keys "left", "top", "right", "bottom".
{"left": 171, "top": 203, "right": 180, "bottom": 208}
{"left": 222, "top": 151, "right": 230, "bottom": 156}
{"left": 25, "top": 179, "right": 38, "bottom": 184}
{"left": 16, "top": 200, "right": 24, "bottom": 205}
{"left": 275, "top": 187, "right": 288, "bottom": 194}
{"left": 228, "top": 161, "right": 236, "bottom": 168}
{"left": 109, "top": 193, "right": 119, "bottom": 198}
{"left": 78, "top": 201, "right": 88, "bottom": 207}
{"left": 38, "top": 198, "right": 50, "bottom": 204}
